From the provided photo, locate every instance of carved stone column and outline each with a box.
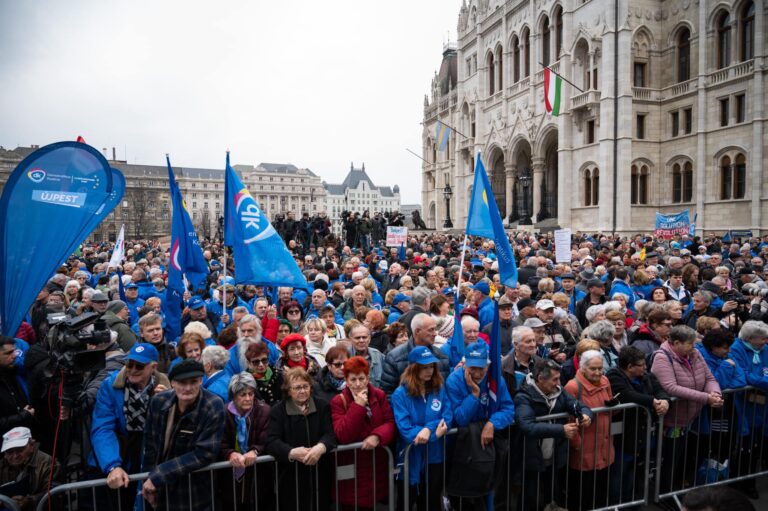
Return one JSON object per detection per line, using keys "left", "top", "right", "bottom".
{"left": 532, "top": 158, "right": 545, "bottom": 223}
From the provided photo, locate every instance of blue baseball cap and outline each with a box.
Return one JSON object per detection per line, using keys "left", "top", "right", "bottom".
{"left": 408, "top": 346, "right": 439, "bottom": 365}
{"left": 392, "top": 293, "right": 411, "bottom": 306}
{"left": 471, "top": 281, "right": 490, "bottom": 295}
{"left": 124, "top": 283, "right": 138, "bottom": 289}
{"left": 187, "top": 296, "right": 205, "bottom": 310}
{"left": 464, "top": 341, "right": 490, "bottom": 368}
{"left": 210, "top": 260, "right": 220, "bottom": 267}
{"left": 126, "top": 343, "right": 159, "bottom": 365}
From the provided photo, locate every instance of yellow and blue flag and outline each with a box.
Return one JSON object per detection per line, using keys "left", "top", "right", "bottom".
{"left": 466, "top": 153, "right": 517, "bottom": 287}
{"left": 435, "top": 120, "right": 451, "bottom": 152}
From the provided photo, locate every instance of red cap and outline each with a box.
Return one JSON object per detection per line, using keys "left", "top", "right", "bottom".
{"left": 280, "top": 333, "right": 306, "bottom": 351}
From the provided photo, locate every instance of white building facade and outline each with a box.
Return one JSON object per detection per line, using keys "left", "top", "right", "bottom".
{"left": 422, "top": 0, "right": 766, "bottom": 234}
{"left": 324, "top": 163, "right": 401, "bottom": 232}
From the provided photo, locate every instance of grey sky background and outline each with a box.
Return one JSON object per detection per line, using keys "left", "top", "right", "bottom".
{"left": 0, "top": 0, "right": 463, "bottom": 204}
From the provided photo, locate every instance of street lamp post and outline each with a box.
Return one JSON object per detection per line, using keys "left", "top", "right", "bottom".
{"left": 443, "top": 184, "right": 453, "bottom": 229}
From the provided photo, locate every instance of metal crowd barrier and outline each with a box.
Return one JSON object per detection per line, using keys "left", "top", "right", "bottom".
{"left": 0, "top": 495, "right": 22, "bottom": 511}
{"left": 654, "top": 385, "right": 768, "bottom": 507}
{"left": 35, "top": 442, "right": 396, "bottom": 511}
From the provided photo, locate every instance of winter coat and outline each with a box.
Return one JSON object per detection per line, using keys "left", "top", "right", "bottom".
{"left": 274, "top": 355, "right": 321, "bottom": 379}
{"left": 102, "top": 311, "right": 138, "bottom": 351}
{"left": 265, "top": 397, "right": 337, "bottom": 511}
{"left": 606, "top": 367, "right": 669, "bottom": 456}
{"left": 330, "top": 385, "right": 396, "bottom": 507}
{"left": 220, "top": 399, "right": 270, "bottom": 459}
{"left": 476, "top": 296, "right": 495, "bottom": 330}
{"left": 693, "top": 344, "right": 748, "bottom": 436}
{"left": 336, "top": 299, "right": 370, "bottom": 322}
{"left": 564, "top": 371, "right": 615, "bottom": 471}
{"left": 609, "top": 279, "right": 637, "bottom": 311}
{"left": 380, "top": 338, "right": 451, "bottom": 394}
{"left": 0, "top": 443, "right": 59, "bottom": 508}
{"left": 629, "top": 324, "right": 663, "bottom": 357}
{"left": 202, "top": 370, "right": 230, "bottom": 403}
{"left": 313, "top": 366, "right": 345, "bottom": 404}
{"left": 501, "top": 353, "right": 542, "bottom": 397}
{"left": 142, "top": 389, "right": 225, "bottom": 511}
{"left": 727, "top": 339, "right": 768, "bottom": 432}
{"left": 89, "top": 368, "right": 171, "bottom": 473}
{"left": 83, "top": 349, "right": 125, "bottom": 411}
{"left": 513, "top": 375, "right": 593, "bottom": 472}
{"left": 391, "top": 384, "right": 453, "bottom": 486}
{"left": 445, "top": 366, "right": 515, "bottom": 430}
{"left": 0, "top": 366, "right": 33, "bottom": 437}
{"left": 483, "top": 320, "right": 513, "bottom": 356}
{"left": 651, "top": 341, "right": 720, "bottom": 428}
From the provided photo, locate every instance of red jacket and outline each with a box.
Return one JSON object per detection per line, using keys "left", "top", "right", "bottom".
{"left": 330, "top": 385, "right": 396, "bottom": 507}
{"left": 261, "top": 315, "right": 279, "bottom": 344}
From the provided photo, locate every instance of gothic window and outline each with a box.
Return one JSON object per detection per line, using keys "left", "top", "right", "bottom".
{"left": 720, "top": 155, "right": 732, "bottom": 199}
{"left": 487, "top": 52, "right": 495, "bottom": 95}
{"left": 631, "top": 165, "right": 649, "bottom": 205}
{"left": 512, "top": 35, "right": 520, "bottom": 82}
{"left": 523, "top": 28, "right": 531, "bottom": 77}
{"left": 677, "top": 28, "right": 691, "bottom": 82}
{"left": 541, "top": 16, "right": 551, "bottom": 67}
{"left": 496, "top": 45, "right": 503, "bottom": 90}
{"left": 592, "top": 169, "right": 599, "bottom": 205}
{"left": 734, "top": 153, "right": 746, "bottom": 199}
{"left": 741, "top": 2, "right": 755, "bottom": 61}
{"left": 584, "top": 169, "right": 592, "bottom": 206}
{"left": 683, "top": 162, "right": 693, "bottom": 202}
{"left": 554, "top": 6, "right": 563, "bottom": 59}
{"left": 584, "top": 167, "right": 599, "bottom": 206}
{"left": 716, "top": 11, "right": 731, "bottom": 69}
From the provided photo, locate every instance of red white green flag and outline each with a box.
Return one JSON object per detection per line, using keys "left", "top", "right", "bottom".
{"left": 543, "top": 67, "right": 562, "bottom": 116}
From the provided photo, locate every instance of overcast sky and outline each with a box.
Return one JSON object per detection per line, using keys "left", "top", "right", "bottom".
{"left": 0, "top": 0, "right": 463, "bottom": 204}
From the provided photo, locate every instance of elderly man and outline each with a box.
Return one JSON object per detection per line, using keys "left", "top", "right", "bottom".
{"left": 102, "top": 300, "right": 138, "bottom": 351}
{"left": 0, "top": 427, "right": 59, "bottom": 510}
{"left": 90, "top": 343, "right": 169, "bottom": 509}
{"left": 502, "top": 326, "right": 543, "bottom": 397}
{"left": 347, "top": 323, "right": 385, "bottom": 388}
{"left": 381, "top": 313, "right": 450, "bottom": 393}
{"left": 90, "top": 291, "right": 110, "bottom": 316}
{"left": 201, "top": 346, "right": 230, "bottom": 403}
{"left": 483, "top": 295, "right": 514, "bottom": 355}
{"left": 225, "top": 315, "right": 281, "bottom": 376}
{"left": 387, "top": 293, "right": 411, "bottom": 324}
{"left": 182, "top": 297, "right": 218, "bottom": 340}
{"left": 123, "top": 283, "right": 145, "bottom": 326}
{"left": 141, "top": 360, "right": 225, "bottom": 510}
{"left": 398, "top": 286, "right": 434, "bottom": 335}
{"left": 306, "top": 288, "right": 344, "bottom": 324}
{"left": 471, "top": 281, "right": 495, "bottom": 329}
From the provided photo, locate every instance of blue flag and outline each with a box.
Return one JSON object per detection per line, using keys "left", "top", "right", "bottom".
{"left": 224, "top": 153, "right": 307, "bottom": 288}
{"left": 0, "top": 142, "right": 121, "bottom": 336}
{"left": 488, "top": 301, "right": 502, "bottom": 414}
{"left": 435, "top": 120, "right": 451, "bottom": 152}
{"left": 444, "top": 294, "right": 465, "bottom": 367}
{"left": 163, "top": 156, "right": 209, "bottom": 342}
{"left": 398, "top": 243, "right": 406, "bottom": 261}
{"left": 466, "top": 153, "right": 518, "bottom": 287}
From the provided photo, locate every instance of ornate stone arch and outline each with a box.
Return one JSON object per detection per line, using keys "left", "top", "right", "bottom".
{"left": 667, "top": 21, "right": 696, "bottom": 47}
{"left": 632, "top": 26, "right": 656, "bottom": 56}
{"left": 707, "top": 2, "right": 734, "bottom": 31}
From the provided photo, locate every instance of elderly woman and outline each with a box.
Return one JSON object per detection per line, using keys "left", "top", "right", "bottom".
{"left": 651, "top": 325, "right": 722, "bottom": 492}
{"left": 391, "top": 346, "right": 451, "bottom": 511}
{"left": 313, "top": 345, "right": 349, "bottom": 403}
{"left": 220, "top": 372, "right": 271, "bottom": 511}
{"left": 184, "top": 321, "right": 215, "bottom": 346}
{"left": 64, "top": 280, "right": 81, "bottom": 308}
{"left": 281, "top": 301, "right": 304, "bottom": 332}
{"left": 275, "top": 333, "right": 321, "bottom": 377}
{"left": 583, "top": 320, "right": 619, "bottom": 370}
{"left": 605, "top": 310, "right": 628, "bottom": 352}
{"left": 585, "top": 304, "right": 606, "bottom": 325}
{"left": 663, "top": 300, "right": 684, "bottom": 326}
{"left": 201, "top": 346, "right": 230, "bottom": 403}
{"left": 363, "top": 309, "right": 388, "bottom": 353}
{"left": 265, "top": 367, "right": 337, "bottom": 511}
{"left": 330, "top": 356, "right": 396, "bottom": 510}
{"left": 564, "top": 350, "right": 615, "bottom": 510}
{"left": 168, "top": 331, "right": 207, "bottom": 371}
{"left": 384, "top": 322, "right": 409, "bottom": 353}
{"left": 606, "top": 346, "right": 670, "bottom": 503}
{"left": 245, "top": 342, "right": 282, "bottom": 406}
{"left": 303, "top": 317, "right": 335, "bottom": 367}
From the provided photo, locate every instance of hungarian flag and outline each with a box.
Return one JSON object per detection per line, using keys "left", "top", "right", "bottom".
{"left": 543, "top": 67, "right": 562, "bottom": 116}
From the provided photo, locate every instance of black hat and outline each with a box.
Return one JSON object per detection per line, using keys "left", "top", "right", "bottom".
{"left": 700, "top": 281, "right": 721, "bottom": 295}
{"left": 168, "top": 359, "right": 205, "bottom": 382}
{"left": 586, "top": 278, "right": 604, "bottom": 289}
{"left": 738, "top": 267, "right": 754, "bottom": 276}
{"left": 517, "top": 298, "right": 535, "bottom": 310}
{"left": 91, "top": 291, "right": 109, "bottom": 303}
{"left": 560, "top": 273, "right": 576, "bottom": 281}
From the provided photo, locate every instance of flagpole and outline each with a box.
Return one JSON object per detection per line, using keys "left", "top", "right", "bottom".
{"left": 405, "top": 148, "right": 430, "bottom": 164}
{"left": 538, "top": 61, "right": 583, "bottom": 93}
{"left": 455, "top": 234, "right": 469, "bottom": 299}
{"left": 436, "top": 119, "right": 471, "bottom": 140}
{"left": 222, "top": 250, "right": 228, "bottom": 319}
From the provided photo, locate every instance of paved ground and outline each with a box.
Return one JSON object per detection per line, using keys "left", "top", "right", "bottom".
{"left": 641, "top": 476, "right": 768, "bottom": 510}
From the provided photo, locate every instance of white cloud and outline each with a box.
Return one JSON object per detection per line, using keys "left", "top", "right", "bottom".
{"left": 0, "top": 0, "right": 463, "bottom": 203}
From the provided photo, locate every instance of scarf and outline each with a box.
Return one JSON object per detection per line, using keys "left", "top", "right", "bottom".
{"left": 123, "top": 376, "right": 154, "bottom": 432}
{"left": 253, "top": 366, "right": 272, "bottom": 381}
{"left": 226, "top": 401, "right": 249, "bottom": 480}
{"left": 327, "top": 372, "right": 346, "bottom": 391}
{"left": 741, "top": 338, "right": 763, "bottom": 365}
{"left": 287, "top": 357, "right": 307, "bottom": 369}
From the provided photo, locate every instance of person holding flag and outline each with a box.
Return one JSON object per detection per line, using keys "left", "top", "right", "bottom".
{"left": 162, "top": 156, "right": 209, "bottom": 344}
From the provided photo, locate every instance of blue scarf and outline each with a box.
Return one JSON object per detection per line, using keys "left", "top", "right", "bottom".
{"left": 741, "top": 338, "right": 763, "bottom": 365}
{"left": 227, "top": 401, "right": 249, "bottom": 480}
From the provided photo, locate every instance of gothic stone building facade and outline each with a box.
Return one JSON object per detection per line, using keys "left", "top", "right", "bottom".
{"left": 422, "top": 0, "right": 765, "bottom": 234}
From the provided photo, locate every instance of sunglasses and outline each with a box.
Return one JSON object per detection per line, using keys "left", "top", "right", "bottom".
{"left": 287, "top": 309, "right": 301, "bottom": 314}
{"left": 329, "top": 361, "right": 345, "bottom": 368}
{"left": 250, "top": 358, "right": 269, "bottom": 366}
{"left": 126, "top": 361, "right": 147, "bottom": 370}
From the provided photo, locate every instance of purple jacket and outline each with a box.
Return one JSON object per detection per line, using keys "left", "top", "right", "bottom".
{"left": 651, "top": 341, "right": 720, "bottom": 428}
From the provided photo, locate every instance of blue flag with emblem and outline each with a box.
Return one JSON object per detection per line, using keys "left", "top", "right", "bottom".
{"left": 224, "top": 152, "right": 307, "bottom": 288}
{"left": 0, "top": 142, "right": 122, "bottom": 336}
{"left": 466, "top": 153, "right": 518, "bottom": 287}
{"left": 163, "top": 156, "right": 209, "bottom": 342}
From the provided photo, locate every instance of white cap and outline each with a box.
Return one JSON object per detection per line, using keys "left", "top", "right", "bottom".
{"left": 2, "top": 427, "right": 31, "bottom": 453}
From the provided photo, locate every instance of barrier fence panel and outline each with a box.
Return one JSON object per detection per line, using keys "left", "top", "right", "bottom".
{"left": 653, "top": 385, "right": 768, "bottom": 506}
{"left": 0, "top": 495, "right": 22, "bottom": 511}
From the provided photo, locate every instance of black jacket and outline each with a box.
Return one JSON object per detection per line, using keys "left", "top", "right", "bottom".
{"left": 0, "top": 366, "right": 34, "bottom": 437}
{"left": 313, "top": 366, "right": 344, "bottom": 404}
{"left": 397, "top": 305, "right": 427, "bottom": 336}
{"left": 574, "top": 295, "right": 607, "bottom": 328}
{"left": 266, "top": 397, "right": 337, "bottom": 511}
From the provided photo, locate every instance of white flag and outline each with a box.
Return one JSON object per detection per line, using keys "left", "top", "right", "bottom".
{"left": 108, "top": 224, "right": 125, "bottom": 268}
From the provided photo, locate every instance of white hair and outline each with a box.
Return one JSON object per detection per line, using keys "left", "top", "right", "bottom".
{"left": 603, "top": 301, "right": 624, "bottom": 313}
{"left": 579, "top": 349, "right": 604, "bottom": 368}
{"left": 201, "top": 345, "right": 230, "bottom": 370}
{"left": 460, "top": 315, "right": 480, "bottom": 330}
{"left": 585, "top": 304, "right": 606, "bottom": 323}
{"left": 184, "top": 321, "right": 211, "bottom": 340}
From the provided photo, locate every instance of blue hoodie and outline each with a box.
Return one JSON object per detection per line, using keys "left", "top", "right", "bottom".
{"left": 693, "top": 344, "right": 748, "bottom": 435}
{"left": 728, "top": 338, "right": 768, "bottom": 432}
{"left": 609, "top": 279, "right": 637, "bottom": 311}
{"left": 444, "top": 366, "right": 515, "bottom": 430}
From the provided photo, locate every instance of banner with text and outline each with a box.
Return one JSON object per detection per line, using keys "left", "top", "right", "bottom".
{"left": 654, "top": 210, "right": 690, "bottom": 239}
{"left": 554, "top": 228, "right": 572, "bottom": 263}
{"left": 386, "top": 226, "right": 408, "bottom": 247}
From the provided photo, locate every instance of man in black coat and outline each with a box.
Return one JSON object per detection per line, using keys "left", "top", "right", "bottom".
{"left": 574, "top": 278, "right": 607, "bottom": 328}
{"left": 0, "top": 337, "right": 35, "bottom": 438}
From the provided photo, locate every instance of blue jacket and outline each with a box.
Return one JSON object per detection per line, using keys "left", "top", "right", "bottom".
{"left": 609, "top": 280, "right": 637, "bottom": 311}
{"left": 728, "top": 338, "right": 768, "bottom": 432}
{"left": 694, "top": 344, "right": 748, "bottom": 436}
{"left": 125, "top": 297, "right": 145, "bottom": 326}
{"left": 305, "top": 301, "right": 344, "bottom": 325}
{"left": 444, "top": 366, "right": 515, "bottom": 430}
{"left": 134, "top": 281, "right": 160, "bottom": 301}
{"left": 202, "top": 370, "right": 230, "bottom": 403}
{"left": 565, "top": 289, "right": 586, "bottom": 314}
{"left": 89, "top": 368, "right": 170, "bottom": 473}
{"left": 391, "top": 384, "right": 453, "bottom": 485}
{"left": 387, "top": 310, "right": 402, "bottom": 325}
{"left": 477, "top": 297, "right": 494, "bottom": 330}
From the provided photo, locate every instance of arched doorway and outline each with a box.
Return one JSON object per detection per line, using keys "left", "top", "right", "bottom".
{"left": 488, "top": 147, "right": 506, "bottom": 217}
{"left": 428, "top": 201, "right": 436, "bottom": 229}
{"left": 539, "top": 130, "right": 559, "bottom": 220}
{"left": 511, "top": 139, "right": 533, "bottom": 224}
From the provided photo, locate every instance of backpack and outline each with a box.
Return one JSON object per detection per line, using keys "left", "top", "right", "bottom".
{"left": 446, "top": 421, "right": 508, "bottom": 498}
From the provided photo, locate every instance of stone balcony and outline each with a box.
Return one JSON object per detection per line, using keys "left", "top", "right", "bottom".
{"left": 570, "top": 89, "right": 601, "bottom": 110}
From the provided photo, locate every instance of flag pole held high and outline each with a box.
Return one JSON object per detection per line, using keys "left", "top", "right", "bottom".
{"left": 224, "top": 152, "right": 307, "bottom": 288}
{"left": 465, "top": 153, "right": 518, "bottom": 287}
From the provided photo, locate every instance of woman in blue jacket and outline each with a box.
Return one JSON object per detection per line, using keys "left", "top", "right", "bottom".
{"left": 391, "top": 346, "right": 452, "bottom": 511}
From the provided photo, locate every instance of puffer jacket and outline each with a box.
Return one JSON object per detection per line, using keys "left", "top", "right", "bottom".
{"left": 651, "top": 341, "right": 720, "bottom": 428}
{"left": 629, "top": 323, "right": 663, "bottom": 357}
{"left": 564, "top": 371, "right": 615, "bottom": 471}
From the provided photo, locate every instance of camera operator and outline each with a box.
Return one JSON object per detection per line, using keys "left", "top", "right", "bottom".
{"left": 0, "top": 337, "right": 35, "bottom": 439}
{"left": 342, "top": 211, "right": 359, "bottom": 248}
{"left": 708, "top": 277, "right": 751, "bottom": 331}
{"left": 359, "top": 211, "right": 372, "bottom": 254}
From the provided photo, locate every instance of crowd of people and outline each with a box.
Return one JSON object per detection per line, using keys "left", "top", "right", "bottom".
{"left": 3, "top": 220, "right": 768, "bottom": 510}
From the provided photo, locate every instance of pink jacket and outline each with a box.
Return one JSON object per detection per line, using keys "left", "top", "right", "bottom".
{"left": 651, "top": 341, "right": 720, "bottom": 428}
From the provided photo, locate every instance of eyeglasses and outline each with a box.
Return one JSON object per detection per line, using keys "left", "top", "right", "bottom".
{"left": 126, "top": 361, "right": 146, "bottom": 370}
{"left": 291, "top": 384, "right": 311, "bottom": 392}
{"left": 250, "top": 358, "right": 269, "bottom": 366}
{"left": 287, "top": 309, "right": 301, "bottom": 314}
{"left": 330, "top": 361, "right": 345, "bottom": 368}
